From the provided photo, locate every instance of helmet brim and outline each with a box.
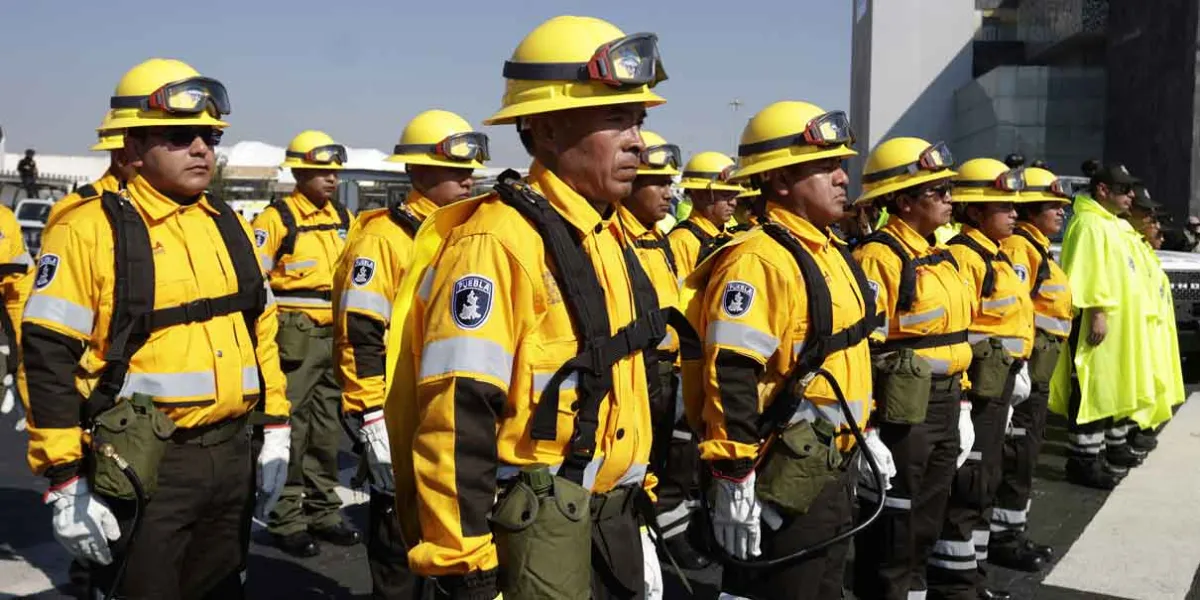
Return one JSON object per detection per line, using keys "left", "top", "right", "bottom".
{"left": 101, "top": 110, "right": 228, "bottom": 131}
{"left": 679, "top": 180, "right": 744, "bottom": 192}
{"left": 855, "top": 169, "right": 956, "bottom": 205}
{"left": 731, "top": 145, "right": 857, "bottom": 181}
{"left": 483, "top": 89, "right": 666, "bottom": 126}
{"left": 282, "top": 161, "right": 345, "bottom": 171}
{"left": 388, "top": 153, "right": 485, "bottom": 170}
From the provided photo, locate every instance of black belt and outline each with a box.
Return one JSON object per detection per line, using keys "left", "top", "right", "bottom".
{"left": 171, "top": 413, "right": 249, "bottom": 447}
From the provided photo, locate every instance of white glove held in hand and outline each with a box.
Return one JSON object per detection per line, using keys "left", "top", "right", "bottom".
{"left": 856, "top": 428, "right": 897, "bottom": 490}
{"left": 641, "top": 526, "right": 663, "bottom": 600}
{"left": 1011, "top": 362, "right": 1031, "bottom": 405}
{"left": 256, "top": 425, "right": 291, "bottom": 519}
{"left": 957, "top": 401, "right": 976, "bottom": 467}
{"left": 0, "top": 374, "right": 14, "bottom": 415}
{"left": 710, "top": 471, "right": 762, "bottom": 560}
{"left": 46, "top": 477, "right": 121, "bottom": 565}
{"left": 359, "top": 409, "right": 394, "bottom": 493}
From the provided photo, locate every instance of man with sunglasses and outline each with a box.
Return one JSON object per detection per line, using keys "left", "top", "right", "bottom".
{"left": 667, "top": 151, "right": 742, "bottom": 275}
{"left": 254, "top": 130, "right": 360, "bottom": 557}
{"left": 1049, "top": 162, "right": 1153, "bottom": 491}
{"left": 400, "top": 15, "right": 670, "bottom": 599}
{"left": 850, "top": 137, "right": 974, "bottom": 600}
{"left": 333, "top": 108, "right": 485, "bottom": 599}
{"left": 22, "top": 57, "right": 290, "bottom": 598}
{"left": 683, "top": 100, "right": 875, "bottom": 600}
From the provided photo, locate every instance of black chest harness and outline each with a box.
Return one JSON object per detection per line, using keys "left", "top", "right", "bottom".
{"left": 947, "top": 233, "right": 1012, "bottom": 298}
{"left": 673, "top": 219, "right": 736, "bottom": 267}
{"left": 268, "top": 198, "right": 351, "bottom": 303}
{"left": 1011, "top": 228, "right": 1052, "bottom": 297}
{"left": 492, "top": 170, "right": 700, "bottom": 487}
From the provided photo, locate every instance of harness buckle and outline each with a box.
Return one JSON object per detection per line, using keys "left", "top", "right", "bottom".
{"left": 182, "top": 298, "right": 214, "bottom": 323}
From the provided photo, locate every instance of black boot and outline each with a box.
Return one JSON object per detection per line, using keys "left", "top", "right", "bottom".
{"left": 1065, "top": 457, "right": 1122, "bottom": 490}
{"left": 989, "top": 533, "right": 1050, "bottom": 572}
{"left": 274, "top": 531, "right": 320, "bottom": 557}
{"left": 311, "top": 522, "right": 362, "bottom": 546}
{"left": 1129, "top": 429, "right": 1159, "bottom": 453}
{"left": 660, "top": 534, "right": 711, "bottom": 570}
{"left": 980, "top": 588, "right": 1012, "bottom": 600}
{"left": 1106, "top": 444, "right": 1145, "bottom": 469}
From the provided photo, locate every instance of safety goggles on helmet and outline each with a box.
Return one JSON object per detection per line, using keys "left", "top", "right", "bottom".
{"left": 957, "top": 167, "right": 1026, "bottom": 192}
{"left": 502, "top": 33, "right": 668, "bottom": 89}
{"left": 640, "top": 143, "right": 681, "bottom": 169}
{"left": 683, "top": 164, "right": 735, "bottom": 183}
{"left": 394, "top": 131, "right": 490, "bottom": 163}
{"left": 861, "top": 141, "right": 954, "bottom": 184}
{"left": 110, "top": 77, "right": 231, "bottom": 117}
{"left": 737, "top": 111, "right": 855, "bottom": 157}
{"left": 287, "top": 144, "right": 347, "bottom": 165}
{"left": 1026, "top": 177, "right": 1070, "bottom": 198}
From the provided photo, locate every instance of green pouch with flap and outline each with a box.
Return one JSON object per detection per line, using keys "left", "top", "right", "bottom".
{"left": 1028, "top": 329, "right": 1063, "bottom": 385}
{"left": 89, "top": 393, "right": 176, "bottom": 500}
{"left": 275, "top": 310, "right": 313, "bottom": 365}
{"left": 873, "top": 348, "right": 933, "bottom": 425}
{"left": 967, "top": 338, "right": 1015, "bottom": 400}
{"left": 754, "top": 420, "right": 841, "bottom": 516}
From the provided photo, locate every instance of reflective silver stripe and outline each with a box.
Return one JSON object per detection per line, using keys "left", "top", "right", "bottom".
{"left": 242, "top": 366, "right": 260, "bottom": 392}
{"left": 671, "top": 429, "right": 693, "bottom": 441}
{"left": 908, "top": 591, "right": 927, "bottom": 600}
{"left": 274, "top": 295, "right": 332, "bottom": 307}
{"left": 792, "top": 341, "right": 805, "bottom": 357}
{"left": 788, "top": 397, "right": 867, "bottom": 428}
{"left": 23, "top": 295, "right": 95, "bottom": 337}
{"left": 873, "top": 316, "right": 890, "bottom": 339}
{"left": 119, "top": 370, "right": 216, "bottom": 398}
{"left": 531, "top": 371, "right": 579, "bottom": 395}
{"left": 857, "top": 486, "right": 912, "bottom": 510}
{"left": 706, "top": 321, "right": 779, "bottom": 358}
{"left": 418, "top": 268, "right": 435, "bottom": 303}
{"left": 420, "top": 337, "right": 513, "bottom": 385}
{"left": 1008, "top": 427, "right": 1027, "bottom": 437}
{"left": 1035, "top": 314, "right": 1071, "bottom": 334}
{"left": 1040, "top": 284, "right": 1067, "bottom": 293}
{"left": 966, "top": 450, "right": 982, "bottom": 461}
{"left": 1072, "top": 432, "right": 1104, "bottom": 445}
{"left": 991, "top": 507, "right": 1027, "bottom": 525}
{"left": 933, "top": 539, "right": 975, "bottom": 558}
{"left": 657, "top": 329, "right": 676, "bottom": 350}
{"left": 899, "top": 306, "right": 945, "bottom": 328}
{"left": 340, "top": 289, "right": 392, "bottom": 323}
{"left": 261, "top": 255, "right": 274, "bottom": 272}
{"left": 926, "top": 357, "right": 951, "bottom": 375}
{"left": 497, "top": 460, "right": 647, "bottom": 492}
{"left": 929, "top": 557, "right": 977, "bottom": 570}
{"left": 973, "top": 529, "right": 991, "bottom": 547}
{"left": 981, "top": 296, "right": 1017, "bottom": 310}
{"left": 284, "top": 259, "right": 317, "bottom": 272}
{"left": 13, "top": 252, "right": 33, "bottom": 266}
{"left": 265, "top": 287, "right": 277, "bottom": 307}
{"left": 966, "top": 333, "right": 1024, "bottom": 354}
{"left": 656, "top": 501, "right": 692, "bottom": 535}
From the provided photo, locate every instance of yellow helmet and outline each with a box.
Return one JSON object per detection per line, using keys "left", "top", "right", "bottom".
{"left": 281, "top": 130, "right": 347, "bottom": 170}
{"left": 856, "top": 137, "right": 956, "bottom": 204}
{"left": 483, "top": 15, "right": 667, "bottom": 125}
{"left": 952, "top": 158, "right": 1025, "bottom": 202}
{"left": 679, "top": 151, "right": 744, "bottom": 192}
{"left": 388, "top": 110, "right": 488, "bottom": 170}
{"left": 636, "top": 130, "right": 681, "bottom": 176}
{"left": 736, "top": 186, "right": 761, "bottom": 199}
{"left": 91, "top": 111, "right": 124, "bottom": 151}
{"left": 1019, "top": 167, "right": 1071, "bottom": 203}
{"left": 731, "top": 101, "right": 857, "bottom": 181}
{"left": 102, "top": 58, "right": 230, "bottom": 131}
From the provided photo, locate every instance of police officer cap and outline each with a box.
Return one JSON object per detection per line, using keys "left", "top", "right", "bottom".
{"left": 1004, "top": 153, "right": 1025, "bottom": 169}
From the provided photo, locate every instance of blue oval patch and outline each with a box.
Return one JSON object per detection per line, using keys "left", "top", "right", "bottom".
{"left": 452, "top": 275, "right": 495, "bottom": 330}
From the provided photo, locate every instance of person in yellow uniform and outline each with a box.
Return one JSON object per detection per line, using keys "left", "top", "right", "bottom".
{"left": 46, "top": 113, "right": 136, "bottom": 231}
{"left": 405, "top": 15, "right": 670, "bottom": 599}
{"left": 688, "top": 100, "right": 881, "bottom": 600}
{"left": 0, "top": 196, "right": 34, "bottom": 421}
{"left": 332, "top": 109, "right": 485, "bottom": 599}
{"left": 667, "top": 151, "right": 742, "bottom": 275}
{"left": 927, "top": 158, "right": 1033, "bottom": 600}
{"left": 22, "top": 57, "right": 289, "bottom": 598}
{"left": 615, "top": 130, "right": 707, "bottom": 571}
{"left": 988, "top": 166, "right": 1072, "bottom": 572}
{"left": 255, "top": 130, "right": 359, "bottom": 556}
{"left": 850, "top": 138, "right": 975, "bottom": 600}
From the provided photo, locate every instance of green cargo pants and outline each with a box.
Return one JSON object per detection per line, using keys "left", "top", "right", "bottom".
{"left": 268, "top": 316, "right": 346, "bottom": 537}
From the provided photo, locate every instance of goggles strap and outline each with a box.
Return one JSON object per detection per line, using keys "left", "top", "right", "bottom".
{"left": 392, "top": 142, "right": 480, "bottom": 160}
{"left": 502, "top": 61, "right": 590, "bottom": 82}
{"left": 955, "top": 180, "right": 1018, "bottom": 190}
{"left": 861, "top": 161, "right": 922, "bottom": 184}
{"left": 109, "top": 96, "right": 146, "bottom": 110}
{"left": 682, "top": 171, "right": 729, "bottom": 182}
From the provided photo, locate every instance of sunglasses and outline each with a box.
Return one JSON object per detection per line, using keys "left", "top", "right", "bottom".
{"left": 145, "top": 126, "right": 223, "bottom": 148}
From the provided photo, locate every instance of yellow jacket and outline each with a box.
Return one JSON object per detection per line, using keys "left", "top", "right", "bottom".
{"left": 616, "top": 203, "right": 680, "bottom": 356}
{"left": 948, "top": 226, "right": 1035, "bottom": 358}
{"left": 693, "top": 203, "right": 873, "bottom": 467}
{"left": 46, "top": 171, "right": 124, "bottom": 231}
{"left": 22, "top": 175, "right": 288, "bottom": 483}
{"left": 1000, "top": 222, "right": 1073, "bottom": 338}
{"left": 0, "top": 205, "right": 34, "bottom": 344}
{"left": 667, "top": 215, "right": 727, "bottom": 277}
{"left": 333, "top": 193, "right": 436, "bottom": 415}
{"left": 408, "top": 162, "right": 652, "bottom": 576}
{"left": 854, "top": 217, "right": 973, "bottom": 375}
{"left": 253, "top": 192, "right": 352, "bottom": 325}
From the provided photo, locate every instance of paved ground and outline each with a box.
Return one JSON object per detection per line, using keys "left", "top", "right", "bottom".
{"left": 3, "top": 393, "right": 1199, "bottom": 599}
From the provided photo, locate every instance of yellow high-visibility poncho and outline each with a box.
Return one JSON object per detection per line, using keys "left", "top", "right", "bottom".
{"left": 1128, "top": 237, "right": 1185, "bottom": 428}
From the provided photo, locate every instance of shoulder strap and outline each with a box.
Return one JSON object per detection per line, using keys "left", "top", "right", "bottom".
{"left": 271, "top": 200, "right": 298, "bottom": 263}
{"left": 389, "top": 202, "right": 423, "bottom": 236}
{"left": 1012, "top": 228, "right": 1052, "bottom": 297}
{"left": 859, "top": 231, "right": 959, "bottom": 312}
{"left": 84, "top": 192, "right": 268, "bottom": 424}
{"left": 672, "top": 219, "right": 713, "bottom": 245}
{"left": 77, "top": 184, "right": 100, "bottom": 200}
{"left": 634, "top": 237, "right": 677, "bottom": 277}
{"left": 948, "top": 233, "right": 1010, "bottom": 297}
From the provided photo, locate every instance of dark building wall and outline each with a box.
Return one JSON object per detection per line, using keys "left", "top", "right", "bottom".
{"left": 848, "top": 0, "right": 873, "bottom": 200}
{"left": 1104, "top": 0, "right": 1200, "bottom": 220}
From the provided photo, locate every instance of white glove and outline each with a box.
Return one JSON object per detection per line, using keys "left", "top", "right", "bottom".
{"left": 1005, "top": 404, "right": 1016, "bottom": 436}
{"left": 1011, "top": 362, "right": 1031, "bottom": 405}
{"left": 1, "top": 374, "right": 14, "bottom": 415}
{"left": 710, "top": 471, "right": 762, "bottom": 560}
{"left": 359, "top": 409, "right": 394, "bottom": 493}
{"left": 45, "top": 477, "right": 122, "bottom": 565}
{"left": 256, "top": 425, "right": 291, "bottom": 519}
{"left": 641, "top": 526, "right": 663, "bottom": 600}
{"left": 856, "top": 429, "right": 896, "bottom": 491}
{"left": 957, "top": 401, "right": 975, "bottom": 467}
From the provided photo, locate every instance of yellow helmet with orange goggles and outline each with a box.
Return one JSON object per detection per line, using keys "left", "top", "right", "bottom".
{"left": 389, "top": 110, "right": 489, "bottom": 170}
{"left": 101, "top": 58, "right": 229, "bottom": 131}
{"left": 91, "top": 111, "right": 124, "bottom": 151}
{"left": 951, "top": 158, "right": 1025, "bottom": 202}
{"left": 731, "top": 101, "right": 857, "bottom": 181}
{"left": 1019, "top": 167, "right": 1071, "bottom": 203}
{"left": 679, "top": 151, "right": 744, "bottom": 192}
{"left": 484, "top": 15, "right": 667, "bottom": 125}
{"left": 637, "top": 130, "right": 681, "bottom": 176}
{"left": 856, "top": 137, "right": 956, "bottom": 204}
{"left": 736, "top": 186, "right": 761, "bottom": 199}
{"left": 281, "top": 130, "right": 347, "bottom": 170}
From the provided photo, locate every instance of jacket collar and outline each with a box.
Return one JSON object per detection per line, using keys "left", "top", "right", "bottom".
{"left": 529, "top": 160, "right": 614, "bottom": 236}
{"left": 765, "top": 201, "right": 835, "bottom": 251}
{"left": 962, "top": 224, "right": 1001, "bottom": 254}
{"left": 289, "top": 191, "right": 337, "bottom": 219}
{"left": 1016, "top": 221, "right": 1050, "bottom": 249}
{"left": 128, "top": 175, "right": 218, "bottom": 222}
{"left": 404, "top": 190, "right": 439, "bottom": 222}
{"left": 882, "top": 216, "right": 934, "bottom": 255}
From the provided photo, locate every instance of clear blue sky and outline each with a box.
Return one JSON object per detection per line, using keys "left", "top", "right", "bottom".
{"left": 0, "top": 0, "right": 851, "bottom": 167}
